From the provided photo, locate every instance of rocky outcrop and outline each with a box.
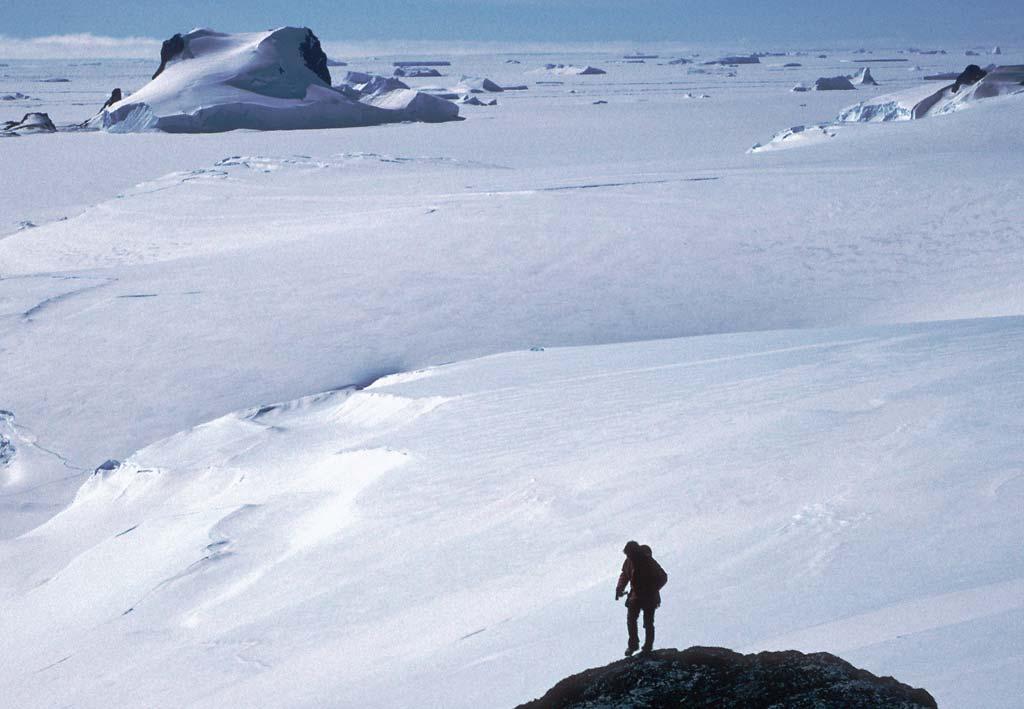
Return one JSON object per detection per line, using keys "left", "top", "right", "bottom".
{"left": 515, "top": 647, "right": 937, "bottom": 709}
{"left": 298, "top": 29, "right": 331, "bottom": 85}
{"left": 952, "top": 64, "right": 988, "bottom": 92}
{"left": 101, "top": 88, "right": 123, "bottom": 110}
{"left": 152, "top": 33, "right": 185, "bottom": 79}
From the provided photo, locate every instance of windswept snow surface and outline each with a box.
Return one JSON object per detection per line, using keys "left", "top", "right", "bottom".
{"left": 1, "top": 44, "right": 1024, "bottom": 709}
{"left": 2, "top": 319, "right": 1024, "bottom": 709}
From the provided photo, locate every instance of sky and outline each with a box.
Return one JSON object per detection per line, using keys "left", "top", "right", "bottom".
{"left": 2, "top": 0, "right": 1022, "bottom": 56}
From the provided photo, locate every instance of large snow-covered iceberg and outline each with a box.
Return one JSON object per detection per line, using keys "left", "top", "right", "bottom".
{"left": 87, "top": 27, "right": 460, "bottom": 133}
{"left": 837, "top": 64, "right": 1024, "bottom": 122}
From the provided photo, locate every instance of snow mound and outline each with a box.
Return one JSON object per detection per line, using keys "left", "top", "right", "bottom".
{"left": 749, "top": 123, "right": 838, "bottom": 153}
{"left": 540, "top": 64, "right": 607, "bottom": 76}
{"left": 87, "top": 27, "right": 459, "bottom": 133}
{"left": 814, "top": 76, "right": 857, "bottom": 91}
{"left": 836, "top": 65, "right": 1024, "bottom": 122}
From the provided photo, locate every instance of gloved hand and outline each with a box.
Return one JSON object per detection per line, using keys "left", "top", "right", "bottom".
{"left": 615, "top": 590, "right": 623, "bottom": 601}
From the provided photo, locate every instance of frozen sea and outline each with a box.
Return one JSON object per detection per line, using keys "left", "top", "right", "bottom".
{"left": 1, "top": 42, "right": 1023, "bottom": 708}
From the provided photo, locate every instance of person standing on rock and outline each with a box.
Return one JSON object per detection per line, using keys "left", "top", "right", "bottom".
{"left": 615, "top": 540, "right": 668, "bottom": 656}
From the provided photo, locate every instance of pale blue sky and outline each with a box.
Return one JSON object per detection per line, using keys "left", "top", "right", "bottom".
{"left": 5, "top": 0, "right": 1023, "bottom": 44}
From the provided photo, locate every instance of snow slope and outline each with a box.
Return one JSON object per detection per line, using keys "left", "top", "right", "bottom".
{"left": 1, "top": 317, "right": 1022, "bottom": 708}
{"left": 86, "top": 28, "right": 458, "bottom": 132}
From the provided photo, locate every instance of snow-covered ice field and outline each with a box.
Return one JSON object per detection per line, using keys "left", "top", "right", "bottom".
{"left": 2, "top": 42, "right": 1023, "bottom": 707}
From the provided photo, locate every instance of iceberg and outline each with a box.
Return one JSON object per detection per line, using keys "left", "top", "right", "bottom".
{"left": 2, "top": 112, "right": 56, "bottom": 135}
{"left": 813, "top": 76, "right": 857, "bottom": 91}
{"left": 539, "top": 64, "right": 607, "bottom": 76}
{"left": 836, "top": 64, "right": 1024, "bottom": 122}
{"left": 846, "top": 67, "right": 879, "bottom": 86}
{"left": 87, "top": 27, "right": 459, "bottom": 133}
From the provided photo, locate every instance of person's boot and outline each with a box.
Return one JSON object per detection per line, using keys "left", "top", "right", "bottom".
{"left": 641, "top": 627, "right": 654, "bottom": 654}
{"left": 624, "top": 643, "right": 639, "bottom": 657}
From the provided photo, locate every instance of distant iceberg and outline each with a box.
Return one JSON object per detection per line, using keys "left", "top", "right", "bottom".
{"left": 813, "top": 76, "right": 857, "bottom": 91}
{"left": 87, "top": 27, "right": 460, "bottom": 133}
{"left": 846, "top": 67, "right": 878, "bottom": 86}
{"left": 538, "top": 64, "right": 607, "bottom": 76}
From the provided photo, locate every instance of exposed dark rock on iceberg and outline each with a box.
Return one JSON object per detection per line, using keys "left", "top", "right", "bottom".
{"left": 298, "top": 30, "right": 331, "bottom": 85}
{"left": 153, "top": 33, "right": 184, "bottom": 79}
{"left": 94, "top": 459, "right": 121, "bottom": 475}
{"left": 515, "top": 647, "right": 938, "bottom": 709}
{"left": 953, "top": 64, "right": 988, "bottom": 92}
{"left": 1, "top": 92, "right": 31, "bottom": 101}
{"left": 102, "top": 88, "right": 123, "bottom": 110}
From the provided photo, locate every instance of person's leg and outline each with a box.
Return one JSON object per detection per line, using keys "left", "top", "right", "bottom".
{"left": 641, "top": 605, "right": 655, "bottom": 651}
{"left": 626, "top": 604, "right": 640, "bottom": 652}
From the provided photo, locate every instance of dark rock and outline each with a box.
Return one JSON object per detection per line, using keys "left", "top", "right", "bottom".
{"left": 515, "top": 646, "right": 938, "bottom": 709}
{"left": 952, "top": 64, "right": 988, "bottom": 92}
{"left": 1, "top": 92, "right": 31, "bottom": 100}
{"left": 0, "top": 435, "right": 14, "bottom": 466}
{"left": 298, "top": 29, "right": 331, "bottom": 85}
{"left": 94, "top": 459, "right": 121, "bottom": 474}
{"left": 101, "top": 88, "right": 123, "bottom": 110}
{"left": 153, "top": 33, "right": 185, "bottom": 79}
{"left": 38, "top": 77, "right": 70, "bottom": 83}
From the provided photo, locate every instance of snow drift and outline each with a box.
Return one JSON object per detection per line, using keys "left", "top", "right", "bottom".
{"left": 86, "top": 27, "right": 459, "bottom": 133}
